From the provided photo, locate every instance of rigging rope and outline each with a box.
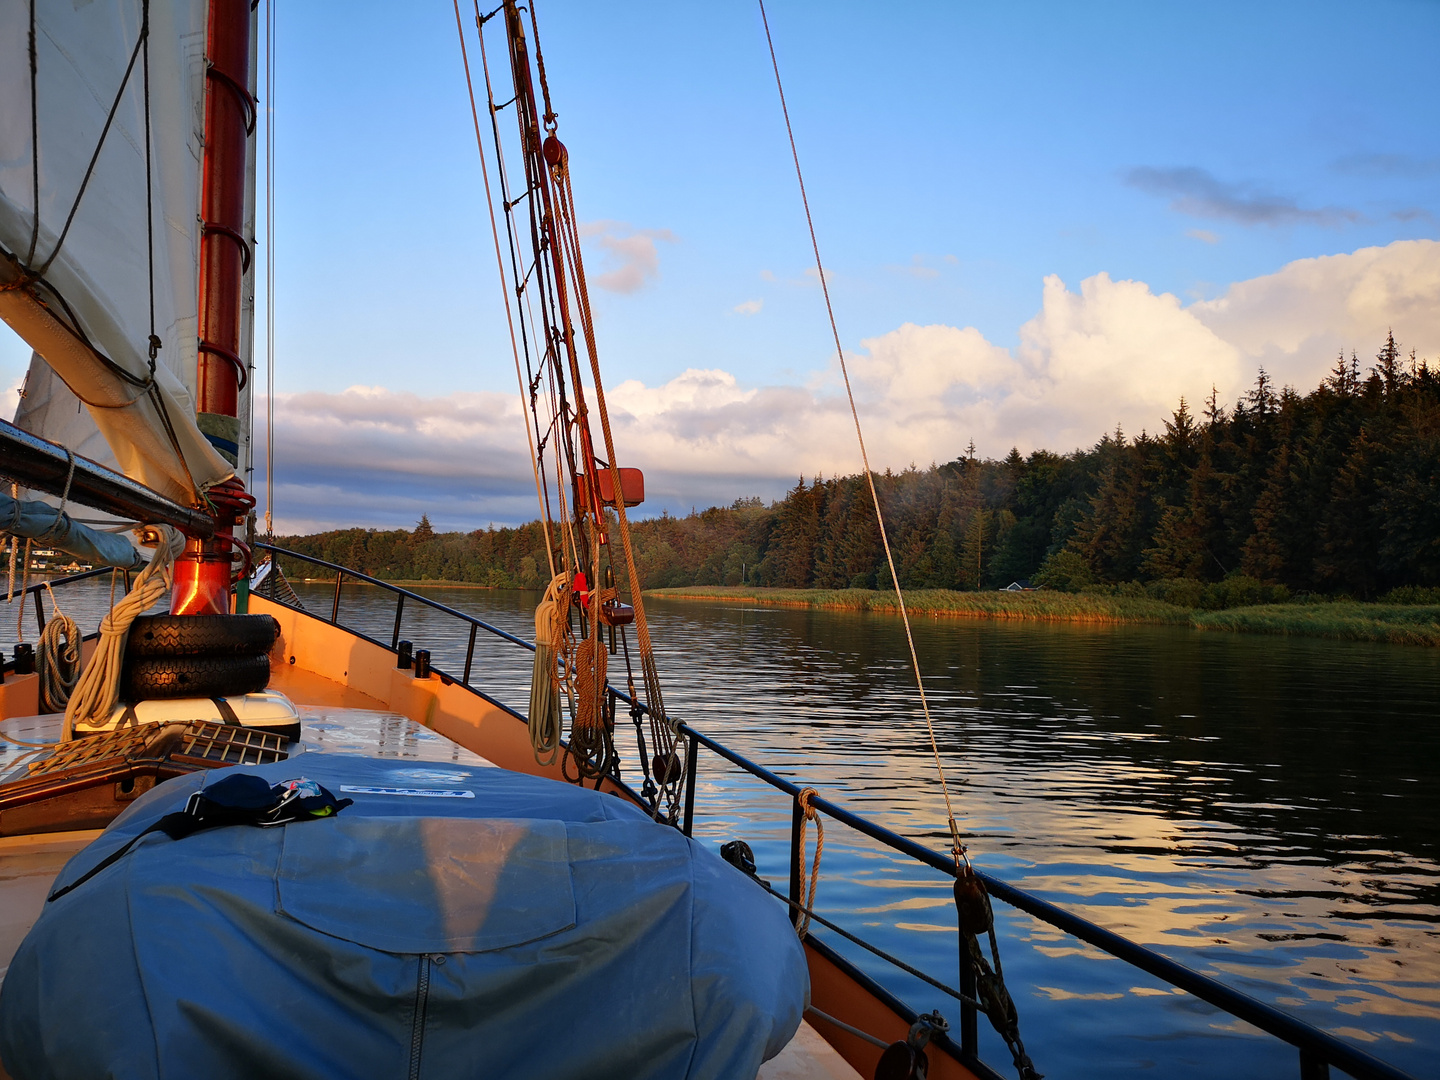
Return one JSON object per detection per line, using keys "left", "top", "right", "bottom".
{"left": 454, "top": 0, "right": 556, "bottom": 577}
{"left": 757, "top": 0, "right": 965, "bottom": 868}
{"left": 264, "top": 0, "right": 276, "bottom": 536}
{"left": 547, "top": 142, "right": 679, "bottom": 811}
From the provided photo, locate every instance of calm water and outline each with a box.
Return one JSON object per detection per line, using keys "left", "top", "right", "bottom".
{"left": 6, "top": 579, "right": 1437, "bottom": 1078}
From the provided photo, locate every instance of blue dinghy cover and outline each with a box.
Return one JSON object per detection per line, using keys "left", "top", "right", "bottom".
{"left": 0, "top": 754, "right": 807, "bottom": 1080}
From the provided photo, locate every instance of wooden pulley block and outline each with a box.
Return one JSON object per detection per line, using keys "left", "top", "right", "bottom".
{"left": 953, "top": 866, "right": 993, "bottom": 935}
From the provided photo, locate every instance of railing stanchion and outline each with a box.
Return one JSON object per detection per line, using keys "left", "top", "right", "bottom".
{"left": 681, "top": 734, "right": 699, "bottom": 836}
{"left": 788, "top": 795, "right": 804, "bottom": 929}
{"left": 330, "top": 572, "right": 344, "bottom": 625}
{"left": 391, "top": 593, "right": 405, "bottom": 650}
{"left": 32, "top": 588, "right": 45, "bottom": 636}
{"left": 463, "top": 623, "right": 478, "bottom": 685}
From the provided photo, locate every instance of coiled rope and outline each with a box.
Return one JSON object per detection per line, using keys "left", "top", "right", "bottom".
{"left": 36, "top": 584, "right": 80, "bottom": 713}
{"left": 62, "top": 525, "right": 182, "bottom": 741}
{"left": 528, "top": 571, "right": 571, "bottom": 765}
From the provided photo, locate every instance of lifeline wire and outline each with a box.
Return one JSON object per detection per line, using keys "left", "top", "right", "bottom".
{"left": 757, "top": 0, "right": 966, "bottom": 866}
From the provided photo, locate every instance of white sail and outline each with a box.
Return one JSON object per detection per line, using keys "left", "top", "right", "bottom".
{"left": 0, "top": 0, "right": 232, "bottom": 507}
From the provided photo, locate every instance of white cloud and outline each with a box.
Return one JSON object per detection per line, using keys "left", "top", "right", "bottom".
{"left": 733, "top": 299, "right": 763, "bottom": 315}
{"left": 1187, "top": 228, "right": 1219, "bottom": 244}
{"left": 1190, "top": 239, "right": 1440, "bottom": 385}
{"left": 261, "top": 240, "right": 1440, "bottom": 531}
{"left": 579, "top": 220, "right": 676, "bottom": 294}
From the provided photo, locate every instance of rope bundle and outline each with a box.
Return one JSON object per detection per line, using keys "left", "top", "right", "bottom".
{"left": 37, "top": 588, "right": 81, "bottom": 714}
{"left": 527, "top": 572, "right": 571, "bottom": 765}
{"left": 62, "top": 525, "right": 182, "bottom": 741}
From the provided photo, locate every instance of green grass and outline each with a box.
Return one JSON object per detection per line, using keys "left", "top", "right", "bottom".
{"left": 1193, "top": 603, "right": 1440, "bottom": 646}
{"left": 646, "top": 586, "right": 1440, "bottom": 645}
{"left": 644, "top": 586, "right": 1192, "bottom": 625}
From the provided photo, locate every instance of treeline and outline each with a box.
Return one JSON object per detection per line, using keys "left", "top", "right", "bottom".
{"left": 277, "top": 333, "right": 1439, "bottom": 601}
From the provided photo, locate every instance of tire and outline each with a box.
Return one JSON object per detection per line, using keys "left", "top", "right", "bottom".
{"left": 122, "top": 654, "right": 272, "bottom": 700}
{"left": 126, "top": 615, "right": 280, "bottom": 659}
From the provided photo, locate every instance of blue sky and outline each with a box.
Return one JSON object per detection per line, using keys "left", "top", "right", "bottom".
{"left": 5, "top": 0, "right": 1439, "bottom": 531}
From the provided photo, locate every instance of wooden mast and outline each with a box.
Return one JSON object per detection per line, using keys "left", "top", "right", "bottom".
{"left": 173, "top": 0, "right": 253, "bottom": 615}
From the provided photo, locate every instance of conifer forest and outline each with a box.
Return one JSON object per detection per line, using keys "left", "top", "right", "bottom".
{"left": 279, "top": 334, "right": 1439, "bottom": 603}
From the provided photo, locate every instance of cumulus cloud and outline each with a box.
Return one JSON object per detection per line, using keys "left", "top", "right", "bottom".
{"left": 1190, "top": 239, "right": 1440, "bottom": 384}
{"left": 733, "top": 299, "right": 763, "bottom": 315}
{"left": 579, "top": 220, "right": 676, "bottom": 293}
{"left": 1126, "top": 166, "right": 1361, "bottom": 227}
{"left": 263, "top": 240, "right": 1440, "bottom": 532}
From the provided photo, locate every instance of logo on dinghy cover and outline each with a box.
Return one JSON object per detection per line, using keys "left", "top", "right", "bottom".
{"left": 0, "top": 755, "right": 807, "bottom": 1080}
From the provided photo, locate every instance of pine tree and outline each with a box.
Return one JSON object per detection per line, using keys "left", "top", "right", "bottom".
{"left": 959, "top": 507, "right": 992, "bottom": 589}
{"left": 771, "top": 477, "right": 819, "bottom": 587}
{"left": 412, "top": 514, "right": 435, "bottom": 543}
{"left": 1375, "top": 330, "right": 1402, "bottom": 397}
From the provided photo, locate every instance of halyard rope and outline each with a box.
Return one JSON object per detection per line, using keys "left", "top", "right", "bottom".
{"left": 758, "top": 0, "right": 966, "bottom": 867}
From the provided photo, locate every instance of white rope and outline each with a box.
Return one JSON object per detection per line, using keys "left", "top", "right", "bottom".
{"left": 37, "top": 583, "right": 81, "bottom": 713}
{"left": 62, "top": 525, "right": 182, "bottom": 740}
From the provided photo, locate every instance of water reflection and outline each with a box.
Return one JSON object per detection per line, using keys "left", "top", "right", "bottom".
{"left": 9, "top": 579, "right": 1433, "bottom": 1077}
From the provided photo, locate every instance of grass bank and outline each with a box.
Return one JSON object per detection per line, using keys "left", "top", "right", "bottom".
{"left": 645, "top": 586, "right": 1440, "bottom": 645}
{"left": 644, "top": 586, "right": 1191, "bottom": 625}
{"left": 1193, "top": 603, "right": 1440, "bottom": 646}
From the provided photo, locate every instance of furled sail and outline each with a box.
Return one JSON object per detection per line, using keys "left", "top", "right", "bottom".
{"left": 0, "top": 0, "right": 233, "bottom": 508}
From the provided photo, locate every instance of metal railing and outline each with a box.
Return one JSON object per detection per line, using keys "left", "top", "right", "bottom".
{"left": 1, "top": 566, "right": 128, "bottom": 672}
{"left": 251, "top": 544, "right": 1414, "bottom": 1080}
{"left": 256, "top": 543, "right": 534, "bottom": 717}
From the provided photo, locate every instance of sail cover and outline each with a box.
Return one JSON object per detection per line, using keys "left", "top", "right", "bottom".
{"left": 0, "top": 754, "right": 808, "bottom": 1080}
{"left": 0, "top": 0, "right": 232, "bottom": 506}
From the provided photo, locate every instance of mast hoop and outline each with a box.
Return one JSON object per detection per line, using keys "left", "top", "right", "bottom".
{"left": 205, "top": 63, "right": 257, "bottom": 136}
{"left": 197, "top": 341, "right": 249, "bottom": 391}
{"left": 200, "top": 221, "right": 253, "bottom": 275}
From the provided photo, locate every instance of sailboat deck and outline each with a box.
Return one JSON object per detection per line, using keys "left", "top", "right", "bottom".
{"left": 0, "top": 666, "right": 863, "bottom": 1080}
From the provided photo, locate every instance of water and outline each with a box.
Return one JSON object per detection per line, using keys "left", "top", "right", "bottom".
{"left": 9, "top": 577, "right": 1437, "bottom": 1078}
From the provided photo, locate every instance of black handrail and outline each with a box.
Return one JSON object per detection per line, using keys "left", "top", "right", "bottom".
{"left": 255, "top": 543, "right": 535, "bottom": 652}
{"left": 249, "top": 547, "right": 1417, "bottom": 1080}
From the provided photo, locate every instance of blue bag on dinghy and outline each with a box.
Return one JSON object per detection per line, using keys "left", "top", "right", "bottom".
{"left": 0, "top": 755, "right": 807, "bottom": 1080}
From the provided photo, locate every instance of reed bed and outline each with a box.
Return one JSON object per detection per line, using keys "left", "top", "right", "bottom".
{"left": 643, "top": 587, "right": 1191, "bottom": 625}
{"left": 1193, "top": 603, "right": 1440, "bottom": 646}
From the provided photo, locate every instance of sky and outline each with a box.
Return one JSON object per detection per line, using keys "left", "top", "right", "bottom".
{"left": 4, "top": 0, "right": 1439, "bottom": 533}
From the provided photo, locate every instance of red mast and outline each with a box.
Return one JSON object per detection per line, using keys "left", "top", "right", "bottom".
{"left": 173, "top": 0, "right": 253, "bottom": 615}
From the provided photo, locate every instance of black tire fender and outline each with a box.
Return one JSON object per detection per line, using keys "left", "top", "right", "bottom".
{"left": 122, "top": 654, "right": 272, "bottom": 701}
{"left": 126, "top": 615, "right": 280, "bottom": 659}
